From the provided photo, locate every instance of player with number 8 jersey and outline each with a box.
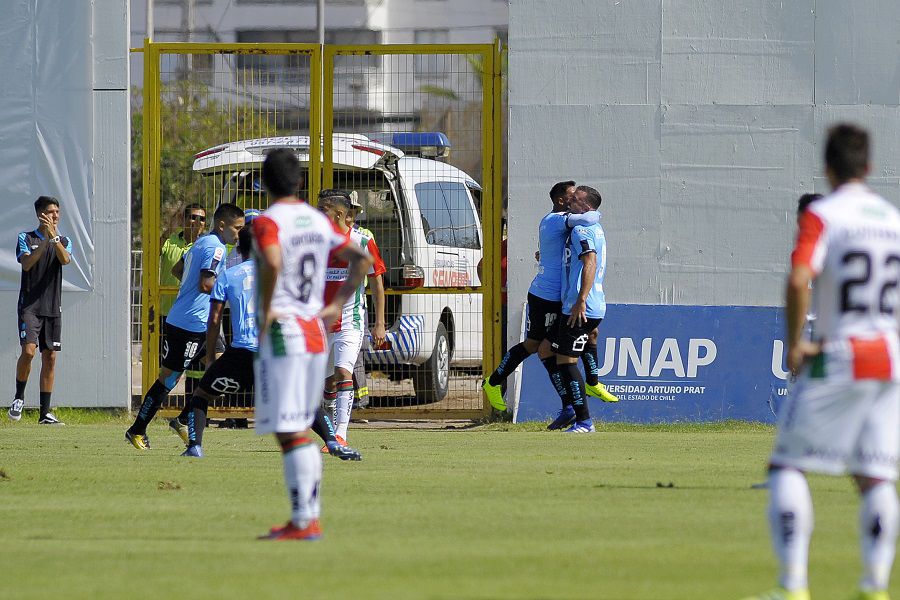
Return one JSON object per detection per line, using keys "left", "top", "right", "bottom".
{"left": 252, "top": 149, "right": 371, "bottom": 541}
{"left": 252, "top": 206, "right": 348, "bottom": 357}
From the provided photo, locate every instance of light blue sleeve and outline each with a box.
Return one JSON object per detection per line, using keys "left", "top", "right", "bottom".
{"left": 565, "top": 210, "right": 601, "bottom": 227}
{"left": 211, "top": 269, "right": 227, "bottom": 303}
{"left": 200, "top": 239, "right": 226, "bottom": 275}
{"left": 64, "top": 236, "right": 73, "bottom": 254}
{"left": 571, "top": 226, "right": 597, "bottom": 256}
{"left": 16, "top": 232, "right": 29, "bottom": 259}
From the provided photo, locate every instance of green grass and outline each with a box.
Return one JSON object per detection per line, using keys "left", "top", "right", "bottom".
{"left": 0, "top": 418, "right": 894, "bottom": 599}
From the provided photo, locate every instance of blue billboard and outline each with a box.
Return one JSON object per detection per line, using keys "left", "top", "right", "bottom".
{"left": 515, "top": 304, "right": 788, "bottom": 424}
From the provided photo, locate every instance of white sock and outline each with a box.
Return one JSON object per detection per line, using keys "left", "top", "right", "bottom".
{"left": 335, "top": 380, "right": 354, "bottom": 440}
{"left": 768, "top": 468, "right": 813, "bottom": 591}
{"left": 860, "top": 481, "right": 899, "bottom": 591}
{"left": 282, "top": 440, "right": 322, "bottom": 527}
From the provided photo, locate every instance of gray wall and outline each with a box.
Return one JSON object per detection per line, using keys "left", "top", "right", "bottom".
{"left": 508, "top": 0, "right": 900, "bottom": 339}
{"left": 0, "top": 1, "right": 130, "bottom": 408}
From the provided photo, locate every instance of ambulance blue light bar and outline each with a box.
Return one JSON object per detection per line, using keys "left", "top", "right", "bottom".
{"left": 369, "top": 132, "right": 451, "bottom": 158}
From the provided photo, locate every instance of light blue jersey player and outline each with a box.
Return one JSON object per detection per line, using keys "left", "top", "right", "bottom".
{"left": 125, "top": 203, "right": 245, "bottom": 450}
{"left": 528, "top": 209, "right": 601, "bottom": 302}
{"left": 166, "top": 233, "right": 228, "bottom": 333}
{"left": 180, "top": 225, "right": 258, "bottom": 457}
{"left": 482, "top": 180, "right": 605, "bottom": 413}
{"left": 562, "top": 223, "right": 607, "bottom": 320}
{"left": 547, "top": 185, "right": 611, "bottom": 434}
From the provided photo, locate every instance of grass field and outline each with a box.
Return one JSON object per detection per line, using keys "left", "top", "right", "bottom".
{"left": 0, "top": 412, "right": 894, "bottom": 600}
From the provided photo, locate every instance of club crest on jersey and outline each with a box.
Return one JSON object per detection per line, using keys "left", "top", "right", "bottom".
{"left": 295, "top": 215, "right": 311, "bottom": 228}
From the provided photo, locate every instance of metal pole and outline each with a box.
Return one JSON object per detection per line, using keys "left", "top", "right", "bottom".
{"left": 317, "top": 0, "right": 325, "bottom": 45}
{"left": 146, "top": 0, "right": 154, "bottom": 40}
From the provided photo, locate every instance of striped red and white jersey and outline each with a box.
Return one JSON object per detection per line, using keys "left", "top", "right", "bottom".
{"left": 792, "top": 182, "right": 900, "bottom": 380}
{"left": 323, "top": 227, "right": 387, "bottom": 333}
{"left": 252, "top": 200, "right": 349, "bottom": 355}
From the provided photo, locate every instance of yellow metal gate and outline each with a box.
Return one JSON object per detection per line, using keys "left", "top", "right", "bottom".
{"left": 137, "top": 41, "right": 502, "bottom": 420}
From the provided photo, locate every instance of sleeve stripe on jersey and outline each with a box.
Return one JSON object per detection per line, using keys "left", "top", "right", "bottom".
{"left": 252, "top": 216, "right": 280, "bottom": 251}
{"left": 791, "top": 210, "right": 826, "bottom": 272}
{"left": 367, "top": 238, "right": 387, "bottom": 277}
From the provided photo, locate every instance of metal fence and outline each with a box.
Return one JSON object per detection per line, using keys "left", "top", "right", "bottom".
{"left": 136, "top": 41, "right": 502, "bottom": 420}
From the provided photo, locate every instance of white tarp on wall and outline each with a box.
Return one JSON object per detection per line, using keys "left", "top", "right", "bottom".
{"left": 0, "top": 1, "right": 93, "bottom": 292}
{"left": 0, "top": 0, "right": 130, "bottom": 408}
{"left": 509, "top": 0, "right": 900, "bottom": 313}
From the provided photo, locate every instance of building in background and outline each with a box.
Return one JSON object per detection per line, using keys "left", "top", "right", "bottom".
{"left": 130, "top": 0, "right": 507, "bottom": 132}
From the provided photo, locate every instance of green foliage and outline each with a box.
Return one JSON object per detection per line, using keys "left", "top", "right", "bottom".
{"left": 131, "top": 82, "right": 240, "bottom": 247}
{"left": 0, "top": 421, "right": 890, "bottom": 599}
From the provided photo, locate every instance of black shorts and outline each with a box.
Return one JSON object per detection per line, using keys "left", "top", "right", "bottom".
{"left": 525, "top": 293, "right": 562, "bottom": 342}
{"left": 198, "top": 347, "right": 255, "bottom": 397}
{"left": 18, "top": 312, "right": 61, "bottom": 352}
{"left": 161, "top": 322, "right": 206, "bottom": 372}
{"left": 551, "top": 316, "right": 602, "bottom": 358}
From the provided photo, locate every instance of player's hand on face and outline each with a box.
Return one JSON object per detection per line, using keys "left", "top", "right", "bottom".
{"left": 787, "top": 340, "right": 821, "bottom": 374}
{"left": 38, "top": 214, "right": 53, "bottom": 236}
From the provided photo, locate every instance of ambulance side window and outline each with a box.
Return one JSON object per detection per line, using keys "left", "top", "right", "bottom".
{"left": 416, "top": 182, "right": 480, "bottom": 250}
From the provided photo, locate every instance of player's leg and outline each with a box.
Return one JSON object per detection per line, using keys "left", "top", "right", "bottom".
{"left": 352, "top": 351, "right": 369, "bottom": 409}
{"left": 256, "top": 351, "right": 325, "bottom": 541}
{"left": 331, "top": 330, "right": 363, "bottom": 441}
{"left": 849, "top": 381, "right": 900, "bottom": 597}
{"left": 553, "top": 318, "right": 597, "bottom": 433}
{"left": 333, "top": 367, "right": 354, "bottom": 441}
{"left": 749, "top": 378, "right": 866, "bottom": 599}
{"left": 312, "top": 404, "right": 362, "bottom": 460}
{"left": 38, "top": 349, "right": 58, "bottom": 423}
{"left": 482, "top": 295, "right": 556, "bottom": 411}
{"left": 10, "top": 342, "right": 36, "bottom": 421}
{"left": 582, "top": 325, "right": 618, "bottom": 403}
{"left": 176, "top": 333, "right": 224, "bottom": 426}
{"left": 538, "top": 323, "right": 577, "bottom": 430}
{"left": 126, "top": 324, "right": 203, "bottom": 449}
{"left": 758, "top": 466, "right": 814, "bottom": 600}
{"left": 35, "top": 316, "right": 63, "bottom": 424}
{"left": 10, "top": 312, "right": 40, "bottom": 421}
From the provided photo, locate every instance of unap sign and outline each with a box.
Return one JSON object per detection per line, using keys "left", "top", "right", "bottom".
{"left": 515, "top": 304, "right": 788, "bottom": 423}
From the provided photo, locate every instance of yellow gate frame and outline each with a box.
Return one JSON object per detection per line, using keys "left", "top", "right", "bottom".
{"left": 139, "top": 40, "right": 503, "bottom": 419}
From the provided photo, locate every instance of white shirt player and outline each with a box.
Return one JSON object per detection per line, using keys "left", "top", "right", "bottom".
{"left": 252, "top": 201, "right": 349, "bottom": 355}
{"left": 323, "top": 228, "right": 386, "bottom": 333}
{"left": 792, "top": 182, "right": 900, "bottom": 380}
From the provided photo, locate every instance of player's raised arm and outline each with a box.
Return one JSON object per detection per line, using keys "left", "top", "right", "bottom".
{"left": 565, "top": 209, "right": 600, "bottom": 227}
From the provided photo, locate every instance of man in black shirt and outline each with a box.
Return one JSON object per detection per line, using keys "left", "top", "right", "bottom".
{"left": 8, "top": 196, "right": 72, "bottom": 424}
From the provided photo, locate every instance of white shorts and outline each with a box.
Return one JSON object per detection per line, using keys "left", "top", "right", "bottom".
{"left": 328, "top": 329, "right": 364, "bottom": 373}
{"left": 771, "top": 376, "right": 900, "bottom": 481}
{"left": 254, "top": 352, "right": 328, "bottom": 435}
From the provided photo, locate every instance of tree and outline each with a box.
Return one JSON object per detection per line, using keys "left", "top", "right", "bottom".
{"left": 131, "top": 82, "right": 242, "bottom": 247}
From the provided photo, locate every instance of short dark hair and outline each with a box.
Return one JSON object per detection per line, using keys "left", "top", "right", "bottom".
{"left": 34, "top": 196, "right": 59, "bottom": 213}
{"left": 237, "top": 224, "right": 253, "bottom": 259}
{"left": 549, "top": 181, "right": 576, "bottom": 201}
{"left": 213, "top": 202, "right": 244, "bottom": 225}
{"left": 576, "top": 185, "right": 602, "bottom": 209}
{"left": 182, "top": 203, "right": 205, "bottom": 219}
{"left": 262, "top": 148, "right": 304, "bottom": 198}
{"left": 825, "top": 123, "right": 870, "bottom": 183}
{"left": 318, "top": 189, "right": 353, "bottom": 212}
{"left": 796, "top": 193, "right": 823, "bottom": 215}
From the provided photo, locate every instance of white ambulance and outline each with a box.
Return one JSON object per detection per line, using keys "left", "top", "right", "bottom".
{"left": 192, "top": 133, "right": 483, "bottom": 402}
